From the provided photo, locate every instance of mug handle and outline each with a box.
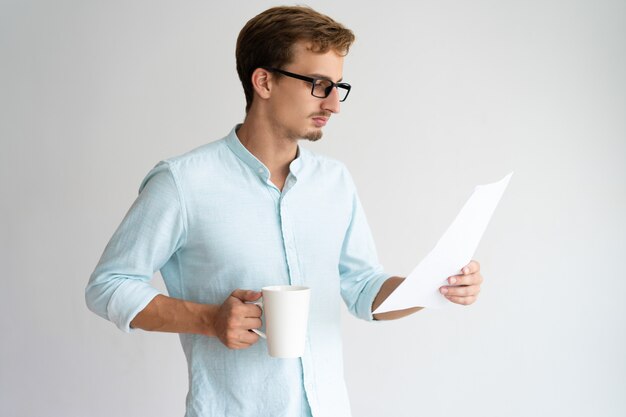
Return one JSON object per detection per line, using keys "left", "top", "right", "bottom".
{"left": 247, "top": 300, "right": 267, "bottom": 339}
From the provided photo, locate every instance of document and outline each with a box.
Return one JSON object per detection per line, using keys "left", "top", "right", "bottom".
{"left": 373, "top": 172, "right": 513, "bottom": 313}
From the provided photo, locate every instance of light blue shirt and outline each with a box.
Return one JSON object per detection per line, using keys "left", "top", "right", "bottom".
{"left": 86, "top": 125, "right": 391, "bottom": 417}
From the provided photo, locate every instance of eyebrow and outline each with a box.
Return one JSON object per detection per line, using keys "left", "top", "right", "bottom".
{"left": 308, "top": 73, "right": 344, "bottom": 83}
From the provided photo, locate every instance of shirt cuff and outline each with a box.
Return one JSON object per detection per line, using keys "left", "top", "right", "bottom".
{"left": 107, "top": 279, "right": 162, "bottom": 333}
{"left": 356, "top": 272, "right": 393, "bottom": 322}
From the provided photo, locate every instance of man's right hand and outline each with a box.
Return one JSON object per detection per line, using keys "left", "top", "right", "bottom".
{"left": 130, "top": 290, "right": 263, "bottom": 350}
{"left": 213, "top": 289, "right": 263, "bottom": 349}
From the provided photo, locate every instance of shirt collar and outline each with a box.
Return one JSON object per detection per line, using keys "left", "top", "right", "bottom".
{"left": 225, "top": 124, "right": 304, "bottom": 181}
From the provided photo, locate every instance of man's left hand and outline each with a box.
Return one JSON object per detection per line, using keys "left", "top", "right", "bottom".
{"left": 440, "top": 260, "right": 483, "bottom": 305}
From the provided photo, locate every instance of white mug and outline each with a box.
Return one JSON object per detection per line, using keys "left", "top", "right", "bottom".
{"left": 251, "top": 285, "right": 311, "bottom": 358}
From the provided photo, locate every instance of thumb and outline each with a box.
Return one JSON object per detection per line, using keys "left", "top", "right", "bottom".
{"left": 230, "top": 289, "right": 262, "bottom": 302}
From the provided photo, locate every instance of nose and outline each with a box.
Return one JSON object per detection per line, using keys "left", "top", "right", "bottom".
{"left": 321, "top": 86, "right": 341, "bottom": 114}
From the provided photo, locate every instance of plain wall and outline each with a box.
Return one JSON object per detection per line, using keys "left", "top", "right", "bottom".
{"left": 1, "top": 1, "right": 624, "bottom": 416}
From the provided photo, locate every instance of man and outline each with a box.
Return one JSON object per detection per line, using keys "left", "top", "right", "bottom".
{"left": 86, "top": 6, "right": 483, "bottom": 417}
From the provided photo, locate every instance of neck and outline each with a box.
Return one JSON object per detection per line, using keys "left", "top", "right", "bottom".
{"left": 236, "top": 112, "right": 298, "bottom": 178}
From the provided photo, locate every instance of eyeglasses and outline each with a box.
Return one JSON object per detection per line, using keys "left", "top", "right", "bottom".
{"left": 262, "top": 67, "right": 351, "bottom": 102}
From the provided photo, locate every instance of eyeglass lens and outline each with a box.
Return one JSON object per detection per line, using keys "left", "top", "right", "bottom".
{"left": 313, "top": 80, "right": 349, "bottom": 101}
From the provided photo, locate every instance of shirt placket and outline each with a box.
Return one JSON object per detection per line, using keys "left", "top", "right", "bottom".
{"left": 275, "top": 174, "right": 318, "bottom": 417}
{"left": 276, "top": 174, "right": 302, "bottom": 285}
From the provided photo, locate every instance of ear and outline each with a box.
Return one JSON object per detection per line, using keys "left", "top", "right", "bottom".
{"left": 250, "top": 67, "right": 273, "bottom": 101}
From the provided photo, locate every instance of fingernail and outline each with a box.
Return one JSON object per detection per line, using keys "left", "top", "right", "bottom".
{"left": 449, "top": 277, "right": 457, "bottom": 285}
{"left": 441, "top": 287, "right": 448, "bottom": 294}
{"left": 463, "top": 267, "right": 469, "bottom": 274}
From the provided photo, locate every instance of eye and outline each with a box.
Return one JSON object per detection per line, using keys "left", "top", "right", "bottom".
{"left": 312, "top": 79, "right": 332, "bottom": 96}
{"left": 314, "top": 79, "right": 332, "bottom": 89}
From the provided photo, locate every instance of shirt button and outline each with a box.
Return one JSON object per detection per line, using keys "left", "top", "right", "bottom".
{"left": 258, "top": 168, "right": 264, "bottom": 174}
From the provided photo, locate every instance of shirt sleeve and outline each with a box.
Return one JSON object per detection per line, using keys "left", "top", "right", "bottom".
{"left": 85, "top": 161, "right": 187, "bottom": 332}
{"left": 338, "top": 169, "right": 391, "bottom": 321}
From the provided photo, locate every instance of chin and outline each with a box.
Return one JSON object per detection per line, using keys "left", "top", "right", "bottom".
{"left": 302, "top": 129, "right": 323, "bottom": 142}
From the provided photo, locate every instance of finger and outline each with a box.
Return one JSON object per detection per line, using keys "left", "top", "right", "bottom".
{"left": 223, "top": 308, "right": 262, "bottom": 332}
{"left": 461, "top": 260, "right": 480, "bottom": 275}
{"left": 440, "top": 284, "right": 481, "bottom": 297}
{"left": 241, "top": 303, "right": 263, "bottom": 318}
{"left": 447, "top": 261, "right": 479, "bottom": 280}
{"left": 241, "top": 317, "right": 263, "bottom": 330}
{"left": 445, "top": 295, "right": 477, "bottom": 306}
{"left": 230, "top": 289, "right": 262, "bottom": 302}
{"left": 230, "top": 339, "right": 256, "bottom": 350}
{"left": 238, "top": 330, "right": 260, "bottom": 346}
{"left": 223, "top": 328, "right": 260, "bottom": 349}
{"left": 447, "top": 272, "right": 483, "bottom": 286}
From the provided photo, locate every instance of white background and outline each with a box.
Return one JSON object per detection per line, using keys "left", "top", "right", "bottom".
{"left": 1, "top": 1, "right": 624, "bottom": 416}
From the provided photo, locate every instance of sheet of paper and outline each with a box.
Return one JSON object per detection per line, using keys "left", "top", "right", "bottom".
{"left": 373, "top": 172, "right": 513, "bottom": 313}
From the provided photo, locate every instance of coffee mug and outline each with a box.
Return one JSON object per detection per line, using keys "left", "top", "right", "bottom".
{"left": 250, "top": 285, "right": 311, "bottom": 358}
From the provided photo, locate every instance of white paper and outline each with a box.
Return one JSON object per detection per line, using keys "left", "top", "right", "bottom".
{"left": 373, "top": 172, "right": 513, "bottom": 313}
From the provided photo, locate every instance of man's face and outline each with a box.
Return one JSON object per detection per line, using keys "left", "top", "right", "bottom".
{"left": 267, "top": 41, "right": 345, "bottom": 142}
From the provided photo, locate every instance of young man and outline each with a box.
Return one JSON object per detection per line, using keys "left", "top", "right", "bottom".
{"left": 86, "top": 6, "right": 483, "bottom": 417}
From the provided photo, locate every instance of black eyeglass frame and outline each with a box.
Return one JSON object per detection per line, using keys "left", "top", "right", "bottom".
{"left": 262, "top": 67, "right": 351, "bottom": 102}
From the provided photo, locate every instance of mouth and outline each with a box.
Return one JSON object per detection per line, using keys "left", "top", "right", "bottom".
{"left": 312, "top": 117, "right": 328, "bottom": 127}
